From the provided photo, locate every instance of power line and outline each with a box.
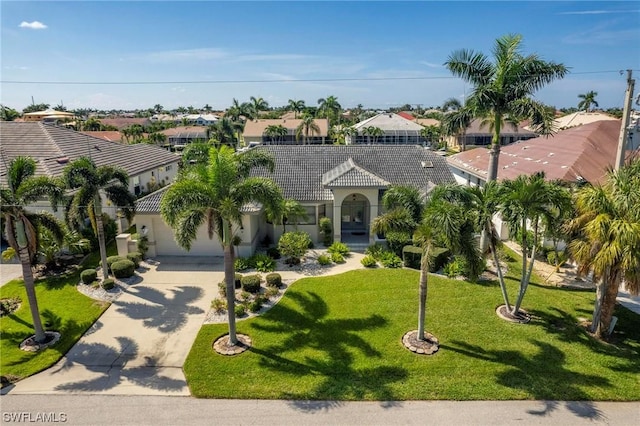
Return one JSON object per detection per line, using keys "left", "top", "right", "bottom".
{"left": 1, "top": 70, "right": 635, "bottom": 86}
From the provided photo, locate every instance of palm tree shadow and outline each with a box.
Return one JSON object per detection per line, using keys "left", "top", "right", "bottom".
{"left": 444, "top": 339, "right": 610, "bottom": 421}
{"left": 249, "top": 290, "right": 406, "bottom": 410}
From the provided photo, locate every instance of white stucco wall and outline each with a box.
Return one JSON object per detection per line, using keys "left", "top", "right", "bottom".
{"left": 128, "top": 164, "right": 179, "bottom": 195}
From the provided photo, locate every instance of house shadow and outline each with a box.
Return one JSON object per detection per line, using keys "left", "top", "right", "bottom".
{"left": 443, "top": 339, "right": 611, "bottom": 421}
{"left": 51, "top": 337, "right": 185, "bottom": 392}
{"left": 113, "top": 286, "right": 204, "bottom": 333}
{"left": 248, "top": 291, "right": 406, "bottom": 411}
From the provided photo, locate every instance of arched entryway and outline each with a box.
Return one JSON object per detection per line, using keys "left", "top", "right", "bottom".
{"left": 340, "top": 193, "right": 370, "bottom": 243}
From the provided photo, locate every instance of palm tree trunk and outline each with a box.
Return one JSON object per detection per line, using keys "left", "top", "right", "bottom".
{"left": 223, "top": 221, "right": 238, "bottom": 345}
{"left": 514, "top": 221, "right": 539, "bottom": 314}
{"left": 490, "top": 238, "right": 510, "bottom": 310}
{"left": 417, "top": 246, "right": 429, "bottom": 341}
{"left": 594, "top": 270, "right": 620, "bottom": 338}
{"left": 486, "top": 116, "right": 502, "bottom": 182}
{"left": 94, "top": 195, "right": 110, "bottom": 280}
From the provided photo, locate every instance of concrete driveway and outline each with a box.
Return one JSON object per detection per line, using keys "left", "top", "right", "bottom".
{"left": 4, "top": 257, "right": 224, "bottom": 395}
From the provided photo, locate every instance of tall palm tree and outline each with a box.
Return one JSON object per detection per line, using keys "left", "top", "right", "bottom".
{"left": 420, "top": 125, "right": 441, "bottom": 148}
{"left": 444, "top": 34, "right": 567, "bottom": 182}
{"left": 441, "top": 97, "right": 462, "bottom": 112}
{"left": 250, "top": 96, "right": 269, "bottom": 118}
{"left": 364, "top": 126, "right": 384, "bottom": 144}
{"left": 568, "top": 159, "right": 640, "bottom": 338}
{"left": 209, "top": 117, "right": 244, "bottom": 147}
{"left": 296, "top": 114, "right": 320, "bottom": 145}
{"left": 64, "top": 157, "right": 136, "bottom": 282}
{"left": 147, "top": 132, "right": 167, "bottom": 146}
{"left": 160, "top": 146, "right": 283, "bottom": 345}
{"left": 331, "top": 124, "right": 356, "bottom": 145}
{"left": 263, "top": 124, "right": 287, "bottom": 144}
{"left": 202, "top": 104, "right": 213, "bottom": 113}
{"left": 1, "top": 157, "right": 65, "bottom": 343}
{"left": 317, "top": 95, "right": 342, "bottom": 126}
{"left": 577, "top": 91, "right": 599, "bottom": 112}
{"left": 287, "top": 99, "right": 306, "bottom": 119}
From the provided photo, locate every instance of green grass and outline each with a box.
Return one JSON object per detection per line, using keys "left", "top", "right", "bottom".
{"left": 0, "top": 242, "right": 117, "bottom": 382}
{"left": 184, "top": 258, "right": 640, "bottom": 400}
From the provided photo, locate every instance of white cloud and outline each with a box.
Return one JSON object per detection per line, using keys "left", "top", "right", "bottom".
{"left": 19, "top": 21, "right": 47, "bottom": 30}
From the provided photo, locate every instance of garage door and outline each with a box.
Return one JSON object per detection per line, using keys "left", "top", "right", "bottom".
{"left": 152, "top": 217, "right": 224, "bottom": 256}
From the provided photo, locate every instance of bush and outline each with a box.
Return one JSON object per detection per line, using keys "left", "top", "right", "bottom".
{"left": 80, "top": 268, "right": 97, "bottom": 284}
{"left": 253, "top": 253, "right": 275, "bottom": 272}
{"left": 234, "top": 304, "right": 246, "bottom": 317}
{"left": 547, "top": 250, "right": 567, "bottom": 267}
{"left": 234, "top": 273, "right": 243, "bottom": 289}
{"left": 380, "top": 252, "right": 403, "bottom": 268}
{"left": 126, "top": 251, "right": 142, "bottom": 268}
{"left": 266, "top": 247, "right": 281, "bottom": 260}
{"left": 211, "top": 298, "right": 226, "bottom": 314}
{"left": 327, "top": 241, "right": 350, "bottom": 256}
{"left": 319, "top": 217, "right": 333, "bottom": 246}
{"left": 331, "top": 252, "right": 345, "bottom": 264}
{"left": 111, "top": 259, "right": 136, "bottom": 278}
{"left": 430, "top": 247, "right": 451, "bottom": 272}
{"left": 239, "top": 291, "right": 252, "bottom": 304}
{"left": 249, "top": 296, "right": 267, "bottom": 313}
{"left": 265, "top": 286, "right": 279, "bottom": 299}
{"left": 234, "top": 257, "right": 250, "bottom": 272}
{"left": 107, "top": 255, "right": 126, "bottom": 270}
{"left": 365, "top": 243, "right": 386, "bottom": 260}
{"left": 266, "top": 273, "right": 282, "bottom": 288}
{"left": 241, "top": 274, "right": 262, "bottom": 293}
{"left": 444, "top": 256, "right": 467, "bottom": 278}
{"left": 278, "top": 231, "right": 311, "bottom": 264}
{"left": 131, "top": 233, "right": 149, "bottom": 259}
{"left": 317, "top": 254, "right": 332, "bottom": 266}
{"left": 361, "top": 255, "right": 377, "bottom": 268}
{"left": 385, "top": 231, "right": 413, "bottom": 257}
{"left": 218, "top": 282, "right": 227, "bottom": 297}
{"left": 102, "top": 278, "right": 116, "bottom": 290}
{"left": 0, "top": 297, "right": 21, "bottom": 316}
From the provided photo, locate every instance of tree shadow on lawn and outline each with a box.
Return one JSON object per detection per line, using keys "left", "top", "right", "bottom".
{"left": 248, "top": 291, "right": 406, "bottom": 411}
{"left": 444, "top": 339, "right": 610, "bottom": 421}
{"left": 112, "top": 286, "right": 204, "bottom": 333}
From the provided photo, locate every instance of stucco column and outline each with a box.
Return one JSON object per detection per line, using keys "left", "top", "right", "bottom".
{"left": 333, "top": 202, "right": 342, "bottom": 242}
{"left": 369, "top": 202, "right": 377, "bottom": 245}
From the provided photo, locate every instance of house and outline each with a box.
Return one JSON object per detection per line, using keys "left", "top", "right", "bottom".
{"left": 242, "top": 118, "right": 329, "bottom": 145}
{"left": 414, "top": 118, "right": 441, "bottom": 127}
{"left": 22, "top": 109, "right": 75, "bottom": 123}
{"left": 530, "top": 111, "right": 618, "bottom": 131}
{"left": 132, "top": 145, "right": 454, "bottom": 257}
{"left": 98, "top": 117, "right": 151, "bottom": 130}
{"left": 447, "top": 120, "right": 624, "bottom": 187}
{"left": 80, "top": 131, "right": 125, "bottom": 143}
{"left": 446, "top": 118, "right": 538, "bottom": 150}
{"left": 396, "top": 111, "right": 415, "bottom": 121}
{"left": 159, "top": 126, "right": 209, "bottom": 149}
{"left": 0, "top": 122, "right": 180, "bottom": 210}
{"left": 346, "top": 113, "right": 427, "bottom": 145}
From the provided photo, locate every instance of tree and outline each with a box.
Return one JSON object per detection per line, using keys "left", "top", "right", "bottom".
{"left": 287, "top": 99, "right": 306, "bottom": 119}
{"left": 363, "top": 126, "right": 384, "bottom": 144}
{"left": 331, "top": 124, "right": 356, "bottom": 145}
{"left": 577, "top": 91, "right": 599, "bottom": 112}
{"left": 209, "top": 117, "right": 243, "bottom": 147}
{"left": 420, "top": 125, "right": 441, "bottom": 148}
{"left": 160, "top": 146, "right": 283, "bottom": 345}
{"left": 153, "top": 104, "right": 164, "bottom": 114}
{"left": 444, "top": 34, "right": 567, "bottom": 182}
{"left": 317, "top": 96, "right": 342, "bottom": 126}
{"left": 64, "top": 157, "right": 136, "bottom": 282}
{"left": 83, "top": 117, "right": 102, "bottom": 131}
{"left": 1, "top": 157, "right": 65, "bottom": 343}
{"left": 263, "top": 124, "right": 287, "bottom": 144}
{"left": 441, "top": 97, "right": 462, "bottom": 112}
{"left": 498, "top": 173, "right": 569, "bottom": 318}
{"left": 180, "top": 141, "right": 211, "bottom": 168}
{"left": 296, "top": 114, "right": 320, "bottom": 145}
{"left": 54, "top": 104, "right": 67, "bottom": 112}
{"left": 250, "top": 96, "right": 269, "bottom": 116}
{"left": 147, "top": 132, "right": 167, "bottom": 146}
{"left": 202, "top": 104, "right": 213, "bottom": 113}
{"left": 278, "top": 231, "right": 311, "bottom": 265}
{"left": 568, "top": 159, "right": 640, "bottom": 338}
{"left": 277, "top": 199, "right": 308, "bottom": 233}
{"left": 22, "top": 103, "right": 50, "bottom": 114}
{"left": 1, "top": 105, "right": 21, "bottom": 121}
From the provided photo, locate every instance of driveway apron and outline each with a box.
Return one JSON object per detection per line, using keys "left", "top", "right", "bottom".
{"left": 6, "top": 257, "right": 223, "bottom": 396}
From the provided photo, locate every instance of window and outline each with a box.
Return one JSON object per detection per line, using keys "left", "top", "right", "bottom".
{"left": 165, "top": 165, "right": 173, "bottom": 172}
{"left": 294, "top": 206, "right": 317, "bottom": 225}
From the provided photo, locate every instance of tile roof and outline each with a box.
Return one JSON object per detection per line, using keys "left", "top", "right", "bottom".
{"left": 414, "top": 118, "right": 441, "bottom": 127}
{"left": 322, "top": 158, "right": 391, "bottom": 187}
{"left": 80, "top": 131, "right": 125, "bottom": 143}
{"left": 353, "top": 113, "right": 425, "bottom": 132}
{"left": 463, "top": 118, "right": 537, "bottom": 137}
{"left": 98, "top": 117, "right": 151, "bottom": 130}
{"left": 252, "top": 145, "right": 454, "bottom": 201}
{"left": 0, "top": 122, "right": 180, "bottom": 185}
{"left": 447, "top": 119, "right": 622, "bottom": 185}
{"left": 159, "top": 126, "right": 209, "bottom": 138}
{"left": 242, "top": 118, "right": 329, "bottom": 138}
{"left": 136, "top": 185, "right": 262, "bottom": 214}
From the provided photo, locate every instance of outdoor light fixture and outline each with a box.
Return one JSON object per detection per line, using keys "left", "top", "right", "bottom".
{"left": 141, "top": 225, "right": 148, "bottom": 236}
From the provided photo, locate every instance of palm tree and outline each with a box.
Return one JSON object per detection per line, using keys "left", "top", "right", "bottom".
{"left": 1, "top": 105, "right": 21, "bottom": 121}
{"left": 441, "top": 97, "right": 462, "bottom": 112}
{"left": 364, "top": 126, "right": 384, "bottom": 144}
{"left": 331, "top": 124, "right": 356, "bottom": 145}
{"left": 83, "top": 117, "right": 102, "bottom": 131}
{"left": 287, "top": 99, "right": 306, "bottom": 119}
{"left": 420, "top": 125, "right": 441, "bottom": 148}
{"left": 317, "top": 96, "right": 342, "bottom": 126}
{"left": 268, "top": 199, "right": 308, "bottom": 233}
{"left": 568, "top": 159, "right": 640, "bottom": 338}
{"left": 202, "top": 104, "right": 213, "bottom": 113}
{"left": 444, "top": 34, "right": 567, "bottom": 182}
{"left": 148, "top": 132, "right": 167, "bottom": 146}
{"left": 296, "top": 114, "right": 320, "bottom": 145}
{"left": 64, "top": 157, "right": 136, "bottom": 282}
{"left": 209, "top": 117, "right": 244, "bottom": 147}
{"left": 577, "top": 91, "right": 599, "bottom": 112}
{"left": 1, "top": 157, "right": 65, "bottom": 343}
{"left": 263, "top": 124, "right": 287, "bottom": 144}
{"left": 153, "top": 104, "right": 164, "bottom": 114}
{"left": 250, "top": 96, "right": 269, "bottom": 118}
{"left": 160, "top": 146, "right": 283, "bottom": 346}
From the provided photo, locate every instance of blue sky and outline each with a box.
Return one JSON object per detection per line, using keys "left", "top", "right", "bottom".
{"left": 2, "top": 1, "right": 639, "bottom": 111}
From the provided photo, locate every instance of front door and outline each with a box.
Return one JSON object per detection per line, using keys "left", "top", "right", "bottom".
{"left": 342, "top": 202, "right": 366, "bottom": 231}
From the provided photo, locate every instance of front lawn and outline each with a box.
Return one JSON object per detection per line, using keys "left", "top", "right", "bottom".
{"left": 185, "top": 266, "right": 640, "bottom": 400}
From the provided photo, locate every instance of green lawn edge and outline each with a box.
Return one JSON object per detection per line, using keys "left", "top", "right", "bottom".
{"left": 184, "top": 255, "right": 640, "bottom": 401}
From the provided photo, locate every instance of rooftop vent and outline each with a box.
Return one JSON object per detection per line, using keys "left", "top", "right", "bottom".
{"left": 548, "top": 152, "right": 554, "bottom": 157}
{"left": 56, "top": 157, "right": 69, "bottom": 164}
{"left": 421, "top": 161, "right": 434, "bottom": 168}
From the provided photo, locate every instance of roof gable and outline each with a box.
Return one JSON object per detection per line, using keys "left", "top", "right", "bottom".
{"left": 322, "top": 158, "right": 390, "bottom": 187}
{"left": 353, "top": 113, "right": 424, "bottom": 132}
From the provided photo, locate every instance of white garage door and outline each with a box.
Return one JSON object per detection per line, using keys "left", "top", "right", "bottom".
{"left": 152, "top": 217, "right": 224, "bottom": 256}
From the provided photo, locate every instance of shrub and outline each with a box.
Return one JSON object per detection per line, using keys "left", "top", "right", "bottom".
{"left": 239, "top": 291, "right": 252, "bottom": 304}
{"left": 107, "top": 255, "right": 126, "bottom": 270}
{"left": 331, "top": 252, "right": 345, "bottom": 264}
{"left": 218, "top": 282, "right": 226, "bottom": 297}
{"left": 317, "top": 254, "right": 332, "bottom": 266}
{"left": 249, "top": 296, "right": 267, "bottom": 313}
{"left": 234, "top": 273, "right": 243, "bottom": 289}
{"left": 319, "top": 217, "right": 333, "bottom": 246}
{"left": 327, "top": 241, "right": 350, "bottom": 256}
{"left": 102, "top": 278, "right": 116, "bottom": 290}
{"left": 265, "top": 286, "right": 279, "bottom": 299}
{"left": 131, "top": 233, "right": 149, "bottom": 259}
{"left": 266, "top": 247, "right": 281, "bottom": 260}
{"left": 444, "top": 256, "right": 467, "bottom": 278}
{"left": 253, "top": 253, "right": 275, "bottom": 272}
{"left": 241, "top": 274, "right": 262, "bottom": 293}
{"left": 278, "top": 231, "right": 311, "bottom": 264}
{"left": 111, "top": 259, "right": 136, "bottom": 278}
{"left": 361, "top": 255, "right": 377, "bottom": 268}
{"left": 266, "top": 273, "right": 282, "bottom": 288}
{"left": 385, "top": 231, "right": 413, "bottom": 256}
{"left": 0, "top": 297, "right": 21, "bottom": 317}
{"left": 234, "top": 304, "right": 246, "bottom": 317}
{"left": 430, "top": 247, "right": 451, "bottom": 272}
{"left": 234, "top": 257, "right": 250, "bottom": 272}
{"left": 126, "top": 251, "right": 142, "bottom": 268}
{"left": 211, "top": 298, "right": 226, "bottom": 314}
{"left": 80, "top": 268, "right": 97, "bottom": 284}
{"left": 380, "top": 252, "right": 403, "bottom": 268}
{"left": 365, "top": 243, "right": 386, "bottom": 260}
{"left": 547, "top": 250, "right": 567, "bottom": 267}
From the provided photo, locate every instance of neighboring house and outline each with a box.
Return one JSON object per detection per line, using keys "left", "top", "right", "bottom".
{"left": 183, "top": 114, "right": 219, "bottom": 126}
{"left": 22, "top": 109, "right": 75, "bottom": 123}
{"left": 446, "top": 120, "right": 623, "bottom": 187}
{"left": 99, "top": 117, "right": 151, "bottom": 130}
{"left": 414, "top": 118, "right": 441, "bottom": 127}
{"left": 397, "top": 111, "right": 415, "bottom": 121}
{"left": 159, "top": 126, "right": 209, "bottom": 148}
{"left": 132, "top": 145, "right": 454, "bottom": 257}
{"left": 0, "top": 122, "right": 180, "bottom": 213}
{"left": 80, "top": 131, "right": 125, "bottom": 143}
{"left": 346, "top": 113, "right": 427, "bottom": 145}
{"left": 242, "top": 118, "right": 329, "bottom": 145}
{"left": 445, "top": 118, "right": 538, "bottom": 150}
{"left": 533, "top": 111, "right": 618, "bottom": 131}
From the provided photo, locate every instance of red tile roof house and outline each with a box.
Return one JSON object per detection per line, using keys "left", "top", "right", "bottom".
{"left": 446, "top": 118, "right": 538, "bottom": 151}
